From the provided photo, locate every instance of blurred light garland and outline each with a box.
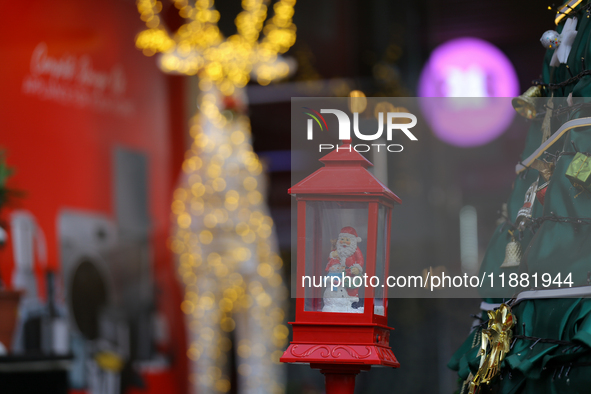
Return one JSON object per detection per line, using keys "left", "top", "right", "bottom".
{"left": 135, "top": 2, "right": 296, "bottom": 393}
{"left": 135, "top": 0, "right": 297, "bottom": 94}
{"left": 171, "top": 91, "right": 289, "bottom": 393}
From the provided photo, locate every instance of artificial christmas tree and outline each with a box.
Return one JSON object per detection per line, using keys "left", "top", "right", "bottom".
{"left": 451, "top": 3, "right": 591, "bottom": 393}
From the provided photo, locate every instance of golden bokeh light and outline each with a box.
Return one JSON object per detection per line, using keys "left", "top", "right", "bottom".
{"left": 349, "top": 90, "right": 367, "bottom": 113}
{"left": 135, "top": 0, "right": 297, "bottom": 93}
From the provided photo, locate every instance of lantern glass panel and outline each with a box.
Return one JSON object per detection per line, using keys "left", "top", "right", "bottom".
{"left": 304, "top": 201, "right": 368, "bottom": 313}
{"left": 374, "top": 205, "right": 389, "bottom": 316}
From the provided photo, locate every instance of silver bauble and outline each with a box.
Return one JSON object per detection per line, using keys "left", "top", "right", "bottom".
{"left": 540, "top": 30, "right": 561, "bottom": 49}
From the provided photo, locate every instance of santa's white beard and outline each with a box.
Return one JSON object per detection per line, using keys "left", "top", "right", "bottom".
{"left": 336, "top": 242, "right": 356, "bottom": 259}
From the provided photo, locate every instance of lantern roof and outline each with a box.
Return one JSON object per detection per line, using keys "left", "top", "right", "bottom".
{"left": 289, "top": 141, "right": 401, "bottom": 203}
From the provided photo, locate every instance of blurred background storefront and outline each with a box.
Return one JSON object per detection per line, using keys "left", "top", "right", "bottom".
{"left": 0, "top": 0, "right": 554, "bottom": 393}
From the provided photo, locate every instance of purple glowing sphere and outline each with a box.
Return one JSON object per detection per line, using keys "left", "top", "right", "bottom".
{"left": 418, "top": 38, "right": 519, "bottom": 147}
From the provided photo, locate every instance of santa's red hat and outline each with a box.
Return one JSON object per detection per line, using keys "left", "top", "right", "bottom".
{"left": 339, "top": 226, "right": 362, "bottom": 243}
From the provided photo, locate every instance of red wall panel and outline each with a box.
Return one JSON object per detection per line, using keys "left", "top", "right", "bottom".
{"left": 0, "top": 1, "right": 187, "bottom": 392}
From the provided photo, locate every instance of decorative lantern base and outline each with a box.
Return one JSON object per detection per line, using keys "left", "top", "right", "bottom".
{"left": 311, "top": 364, "right": 371, "bottom": 394}
{"left": 280, "top": 322, "right": 400, "bottom": 367}
{"left": 280, "top": 343, "right": 399, "bottom": 367}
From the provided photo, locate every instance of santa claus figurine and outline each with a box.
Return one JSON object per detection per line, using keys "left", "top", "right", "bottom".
{"left": 325, "top": 226, "right": 364, "bottom": 297}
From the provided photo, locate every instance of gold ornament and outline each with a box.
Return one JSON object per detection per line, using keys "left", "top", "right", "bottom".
{"left": 469, "top": 304, "right": 516, "bottom": 394}
{"left": 566, "top": 152, "right": 591, "bottom": 195}
{"left": 541, "top": 96, "right": 554, "bottom": 143}
{"left": 512, "top": 85, "right": 542, "bottom": 119}
{"left": 500, "top": 231, "right": 521, "bottom": 268}
{"left": 530, "top": 159, "right": 554, "bottom": 183}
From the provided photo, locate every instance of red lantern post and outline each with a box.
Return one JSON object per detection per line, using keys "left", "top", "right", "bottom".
{"left": 280, "top": 141, "right": 400, "bottom": 393}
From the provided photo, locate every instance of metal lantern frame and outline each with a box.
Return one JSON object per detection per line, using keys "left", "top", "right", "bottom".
{"left": 281, "top": 142, "right": 400, "bottom": 393}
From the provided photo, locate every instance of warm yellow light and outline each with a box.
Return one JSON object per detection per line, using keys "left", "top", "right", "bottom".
{"left": 136, "top": 0, "right": 296, "bottom": 88}
{"left": 167, "top": 89, "right": 289, "bottom": 393}
{"left": 374, "top": 101, "right": 395, "bottom": 119}
{"left": 349, "top": 90, "right": 367, "bottom": 113}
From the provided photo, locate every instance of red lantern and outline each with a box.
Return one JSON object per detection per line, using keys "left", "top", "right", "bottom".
{"left": 280, "top": 141, "right": 400, "bottom": 393}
